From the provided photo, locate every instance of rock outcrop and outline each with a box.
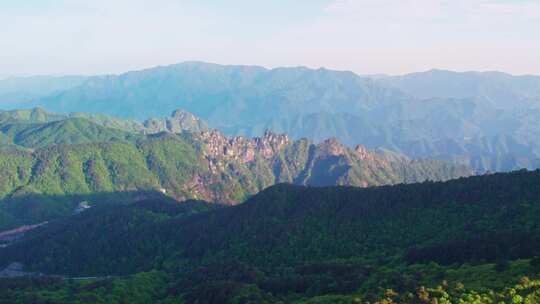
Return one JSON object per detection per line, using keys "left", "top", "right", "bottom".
{"left": 143, "top": 109, "right": 209, "bottom": 134}
{"left": 198, "top": 129, "right": 290, "bottom": 167}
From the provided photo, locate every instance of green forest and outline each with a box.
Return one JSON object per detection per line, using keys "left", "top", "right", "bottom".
{"left": 0, "top": 108, "right": 470, "bottom": 230}
{"left": 2, "top": 5, "right": 540, "bottom": 302}
{"left": 0, "top": 108, "right": 538, "bottom": 303}
{"left": 1, "top": 170, "right": 539, "bottom": 303}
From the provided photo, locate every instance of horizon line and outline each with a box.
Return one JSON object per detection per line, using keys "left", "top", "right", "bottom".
{"left": 2, "top": 61, "right": 539, "bottom": 79}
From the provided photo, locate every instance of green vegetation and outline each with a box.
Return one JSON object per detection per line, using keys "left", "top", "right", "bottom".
{"left": 10, "top": 62, "right": 540, "bottom": 172}
{"left": 0, "top": 107, "right": 207, "bottom": 146}
{"left": 0, "top": 108, "right": 533, "bottom": 303}
{"left": 0, "top": 109, "right": 471, "bottom": 230}
{"left": 2, "top": 271, "right": 539, "bottom": 304}
{"left": 0, "top": 170, "right": 539, "bottom": 303}
{"left": 0, "top": 118, "right": 138, "bottom": 148}
{"left": 0, "top": 135, "right": 208, "bottom": 229}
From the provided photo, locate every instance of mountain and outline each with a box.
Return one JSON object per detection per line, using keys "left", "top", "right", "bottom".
{"left": 0, "top": 75, "right": 88, "bottom": 108}
{"left": 1, "top": 170, "right": 539, "bottom": 303}
{"left": 0, "top": 118, "right": 138, "bottom": 148}
{"left": 7, "top": 169, "right": 539, "bottom": 275}
{"left": 0, "top": 126, "right": 471, "bottom": 230}
{"left": 30, "top": 62, "right": 407, "bottom": 122}
{"left": 142, "top": 109, "right": 209, "bottom": 133}
{"left": 0, "top": 108, "right": 210, "bottom": 148}
{"left": 377, "top": 69, "right": 540, "bottom": 109}
{"left": 9, "top": 62, "right": 540, "bottom": 172}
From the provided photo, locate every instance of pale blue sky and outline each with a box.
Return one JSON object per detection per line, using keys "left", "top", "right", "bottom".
{"left": 1, "top": 0, "right": 539, "bottom": 76}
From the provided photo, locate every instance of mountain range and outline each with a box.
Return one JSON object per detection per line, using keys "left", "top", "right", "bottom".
{"left": 0, "top": 108, "right": 470, "bottom": 230}
{"left": 2, "top": 63, "right": 540, "bottom": 303}
{"left": 2, "top": 62, "right": 540, "bottom": 172}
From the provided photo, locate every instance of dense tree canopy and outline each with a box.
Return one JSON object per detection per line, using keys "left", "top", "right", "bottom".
{"left": 0, "top": 170, "right": 539, "bottom": 303}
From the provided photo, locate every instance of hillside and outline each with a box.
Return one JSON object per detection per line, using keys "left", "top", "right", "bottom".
{"left": 0, "top": 129, "right": 470, "bottom": 230}
{"left": 7, "top": 62, "right": 540, "bottom": 172}
{"left": 6, "top": 169, "right": 538, "bottom": 275}
{"left": 0, "top": 118, "right": 138, "bottom": 148}
{"left": 1, "top": 170, "right": 539, "bottom": 303}
{"left": 0, "top": 107, "right": 208, "bottom": 138}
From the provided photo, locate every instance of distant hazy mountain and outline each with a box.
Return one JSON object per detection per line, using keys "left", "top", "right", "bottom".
{"left": 28, "top": 62, "right": 407, "bottom": 123}
{"left": 3, "top": 62, "right": 540, "bottom": 172}
{"left": 377, "top": 69, "right": 540, "bottom": 109}
{"left": 0, "top": 76, "right": 88, "bottom": 108}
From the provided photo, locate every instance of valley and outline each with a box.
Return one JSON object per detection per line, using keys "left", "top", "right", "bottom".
{"left": 0, "top": 108, "right": 471, "bottom": 231}
{"left": 2, "top": 1, "right": 540, "bottom": 302}
{"left": 0, "top": 170, "right": 539, "bottom": 302}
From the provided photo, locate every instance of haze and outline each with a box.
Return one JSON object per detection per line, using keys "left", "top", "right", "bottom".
{"left": 1, "top": 0, "right": 539, "bottom": 76}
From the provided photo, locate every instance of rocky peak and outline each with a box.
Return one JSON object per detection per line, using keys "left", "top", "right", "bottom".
{"left": 142, "top": 109, "right": 209, "bottom": 134}
{"left": 255, "top": 130, "right": 290, "bottom": 158}
{"left": 170, "top": 109, "right": 189, "bottom": 118}
{"left": 199, "top": 129, "right": 235, "bottom": 158}
{"left": 166, "top": 109, "right": 208, "bottom": 133}
{"left": 170, "top": 109, "right": 199, "bottom": 123}
{"left": 198, "top": 129, "right": 290, "bottom": 168}
{"left": 354, "top": 145, "right": 373, "bottom": 161}
{"left": 317, "top": 138, "right": 347, "bottom": 157}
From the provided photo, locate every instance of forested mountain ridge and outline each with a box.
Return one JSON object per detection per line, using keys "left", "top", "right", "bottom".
{"left": 1, "top": 170, "right": 540, "bottom": 303}
{"left": 7, "top": 169, "right": 538, "bottom": 276}
{"left": 0, "top": 126, "right": 471, "bottom": 230}
{"left": 0, "top": 117, "right": 138, "bottom": 148}
{"left": 4, "top": 62, "right": 540, "bottom": 172}
{"left": 0, "top": 107, "right": 208, "bottom": 143}
{"left": 2, "top": 73, "right": 540, "bottom": 302}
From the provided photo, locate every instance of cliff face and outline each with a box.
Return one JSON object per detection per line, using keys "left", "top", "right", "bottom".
{"left": 0, "top": 107, "right": 474, "bottom": 232}
{"left": 0, "top": 127, "right": 473, "bottom": 232}
{"left": 181, "top": 129, "right": 473, "bottom": 203}
{"left": 199, "top": 130, "right": 290, "bottom": 166}
{"left": 0, "top": 108, "right": 473, "bottom": 207}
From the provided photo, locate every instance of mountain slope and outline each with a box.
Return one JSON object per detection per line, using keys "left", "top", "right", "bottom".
{"left": 33, "top": 62, "right": 406, "bottom": 122}
{"left": 0, "top": 108, "right": 212, "bottom": 148}
{"left": 0, "top": 75, "right": 88, "bottom": 108}
{"left": 0, "top": 171, "right": 540, "bottom": 303}
{"left": 377, "top": 69, "right": 540, "bottom": 109}
{"left": 18, "top": 62, "right": 540, "bottom": 172}
{"left": 0, "top": 129, "right": 471, "bottom": 230}
{"left": 0, "top": 118, "right": 138, "bottom": 148}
